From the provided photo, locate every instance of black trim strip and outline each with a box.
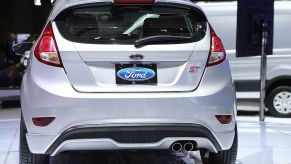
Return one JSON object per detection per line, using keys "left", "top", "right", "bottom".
{"left": 235, "top": 78, "right": 291, "bottom": 93}
{"left": 235, "top": 80, "right": 260, "bottom": 92}
{"left": 45, "top": 124, "right": 222, "bottom": 154}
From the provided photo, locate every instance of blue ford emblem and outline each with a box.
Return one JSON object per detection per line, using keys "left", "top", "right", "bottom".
{"left": 117, "top": 67, "right": 155, "bottom": 81}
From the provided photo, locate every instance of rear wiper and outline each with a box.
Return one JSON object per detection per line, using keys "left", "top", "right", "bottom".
{"left": 134, "top": 35, "right": 192, "bottom": 48}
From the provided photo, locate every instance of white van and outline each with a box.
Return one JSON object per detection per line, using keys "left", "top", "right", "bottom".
{"left": 198, "top": 0, "right": 291, "bottom": 117}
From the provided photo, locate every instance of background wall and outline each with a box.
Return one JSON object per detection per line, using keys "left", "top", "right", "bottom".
{"left": 0, "top": 0, "right": 52, "bottom": 42}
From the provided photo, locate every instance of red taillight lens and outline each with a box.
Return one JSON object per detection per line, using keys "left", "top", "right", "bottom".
{"left": 32, "top": 117, "right": 55, "bottom": 127}
{"left": 34, "top": 23, "right": 63, "bottom": 67}
{"left": 207, "top": 26, "right": 226, "bottom": 67}
{"left": 114, "top": 0, "right": 154, "bottom": 4}
{"left": 215, "top": 115, "right": 232, "bottom": 124}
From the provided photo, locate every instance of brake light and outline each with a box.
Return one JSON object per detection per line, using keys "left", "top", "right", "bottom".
{"left": 114, "top": 0, "right": 154, "bottom": 4}
{"left": 207, "top": 26, "right": 226, "bottom": 67}
{"left": 34, "top": 23, "right": 63, "bottom": 67}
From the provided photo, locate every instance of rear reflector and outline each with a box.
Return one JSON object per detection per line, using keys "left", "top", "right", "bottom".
{"left": 32, "top": 117, "right": 55, "bottom": 127}
{"left": 114, "top": 0, "right": 155, "bottom": 4}
{"left": 215, "top": 115, "right": 232, "bottom": 124}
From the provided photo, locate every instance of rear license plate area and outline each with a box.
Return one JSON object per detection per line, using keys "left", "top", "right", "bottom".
{"left": 115, "top": 64, "right": 157, "bottom": 85}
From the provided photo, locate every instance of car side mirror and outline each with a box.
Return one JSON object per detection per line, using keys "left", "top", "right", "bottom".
{"left": 13, "top": 42, "right": 33, "bottom": 56}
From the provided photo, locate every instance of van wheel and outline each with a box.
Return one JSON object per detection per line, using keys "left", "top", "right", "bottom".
{"left": 200, "top": 126, "right": 238, "bottom": 164}
{"left": 20, "top": 115, "right": 49, "bottom": 164}
{"left": 267, "top": 86, "right": 291, "bottom": 118}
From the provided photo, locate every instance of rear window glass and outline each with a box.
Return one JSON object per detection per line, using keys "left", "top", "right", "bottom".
{"left": 55, "top": 4, "right": 207, "bottom": 44}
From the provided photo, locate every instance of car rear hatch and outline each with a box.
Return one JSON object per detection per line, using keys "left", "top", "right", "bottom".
{"left": 53, "top": 2, "right": 210, "bottom": 93}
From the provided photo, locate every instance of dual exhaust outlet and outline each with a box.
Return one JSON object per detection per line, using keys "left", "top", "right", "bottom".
{"left": 171, "top": 141, "right": 197, "bottom": 152}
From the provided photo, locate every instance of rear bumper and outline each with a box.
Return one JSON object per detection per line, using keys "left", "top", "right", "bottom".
{"left": 45, "top": 124, "right": 222, "bottom": 155}
{"left": 21, "top": 60, "right": 236, "bottom": 154}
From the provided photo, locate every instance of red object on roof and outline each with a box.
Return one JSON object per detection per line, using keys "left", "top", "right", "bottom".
{"left": 114, "top": 0, "right": 155, "bottom": 4}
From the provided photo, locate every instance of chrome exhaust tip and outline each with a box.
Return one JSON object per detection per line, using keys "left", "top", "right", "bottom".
{"left": 171, "top": 142, "right": 182, "bottom": 152}
{"left": 183, "top": 142, "right": 194, "bottom": 152}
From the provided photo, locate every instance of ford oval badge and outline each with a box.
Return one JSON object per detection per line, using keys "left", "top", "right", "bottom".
{"left": 129, "top": 54, "right": 144, "bottom": 61}
{"left": 117, "top": 67, "right": 155, "bottom": 81}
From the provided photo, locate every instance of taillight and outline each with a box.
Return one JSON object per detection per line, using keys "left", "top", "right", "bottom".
{"left": 114, "top": 0, "right": 154, "bottom": 4}
{"left": 207, "top": 26, "right": 226, "bottom": 67}
{"left": 34, "top": 23, "right": 63, "bottom": 67}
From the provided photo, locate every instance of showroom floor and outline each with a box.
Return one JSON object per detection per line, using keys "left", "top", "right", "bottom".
{"left": 1, "top": 108, "right": 291, "bottom": 164}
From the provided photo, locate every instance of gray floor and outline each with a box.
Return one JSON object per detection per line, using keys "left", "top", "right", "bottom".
{"left": 1, "top": 108, "right": 291, "bottom": 164}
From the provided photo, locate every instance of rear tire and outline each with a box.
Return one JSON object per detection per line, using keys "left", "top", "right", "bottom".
{"left": 267, "top": 86, "right": 291, "bottom": 118}
{"left": 200, "top": 126, "right": 238, "bottom": 164}
{"left": 20, "top": 115, "right": 49, "bottom": 164}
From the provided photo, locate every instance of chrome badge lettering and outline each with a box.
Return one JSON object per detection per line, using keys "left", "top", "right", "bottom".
{"left": 129, "top": 54, "right": 144, "bottom": 61}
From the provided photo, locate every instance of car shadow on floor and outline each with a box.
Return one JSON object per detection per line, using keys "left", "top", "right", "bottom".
{"left": 50, "top": 150, "right": 194, "bottom": 164}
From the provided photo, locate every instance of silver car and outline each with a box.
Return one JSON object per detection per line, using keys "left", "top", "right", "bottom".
{"left": 20, "top": 0, "right": 237, "bottom": 164}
